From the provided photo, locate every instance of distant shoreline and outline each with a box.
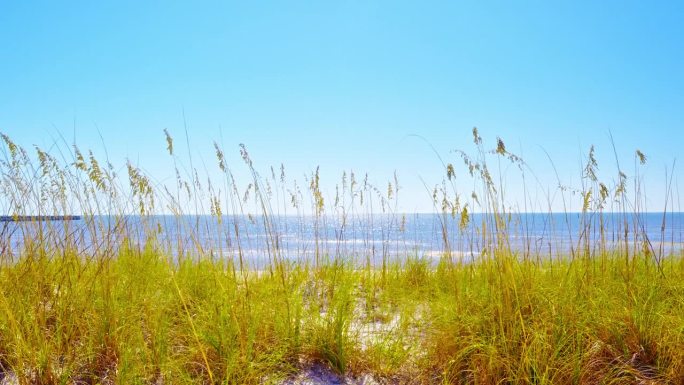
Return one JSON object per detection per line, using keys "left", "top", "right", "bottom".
{"left": 0, "top": 215, "right": 81, "bottom": 222}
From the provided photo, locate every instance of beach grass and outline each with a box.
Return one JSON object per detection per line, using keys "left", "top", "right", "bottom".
{"left": 2, "top": 248, "right": 683, "bottom": 384}
{"left": 0, "top": 130, "right": 683, "bottom": 384}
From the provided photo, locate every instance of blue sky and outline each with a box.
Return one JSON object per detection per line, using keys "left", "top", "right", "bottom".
{"left": 1, "top": 1, "right": 683, "bottom": 213}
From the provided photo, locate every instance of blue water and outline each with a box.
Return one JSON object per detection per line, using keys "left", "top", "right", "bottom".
{"left": 2, "top": 213, "right": 683, "bottom": 266}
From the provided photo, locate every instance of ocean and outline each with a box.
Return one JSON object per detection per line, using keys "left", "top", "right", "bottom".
{"left": 2, "top": 212, "right": 683, "bottom": 266}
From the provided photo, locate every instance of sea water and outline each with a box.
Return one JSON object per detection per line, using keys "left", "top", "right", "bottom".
{"left": 2, "top": 213, "right": 683, "bottom": 266}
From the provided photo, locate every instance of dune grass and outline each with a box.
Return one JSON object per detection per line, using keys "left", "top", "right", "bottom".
{"left": 0, "top": 130, "right": 683, "bottom": 384}
{"left": 1, "top": 247, "right": 683, "bottom": 384}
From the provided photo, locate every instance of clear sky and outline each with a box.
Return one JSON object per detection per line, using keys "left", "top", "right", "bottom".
{"left": 1, "top": 1, "right": 683, "bottom": 213}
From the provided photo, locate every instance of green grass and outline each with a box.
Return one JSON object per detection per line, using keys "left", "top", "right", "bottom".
{"left": 0, "top": 130, "right": 683, "bottom": 384}
{"left": 1, "top": 250, "right": 683, "bottom": 384}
